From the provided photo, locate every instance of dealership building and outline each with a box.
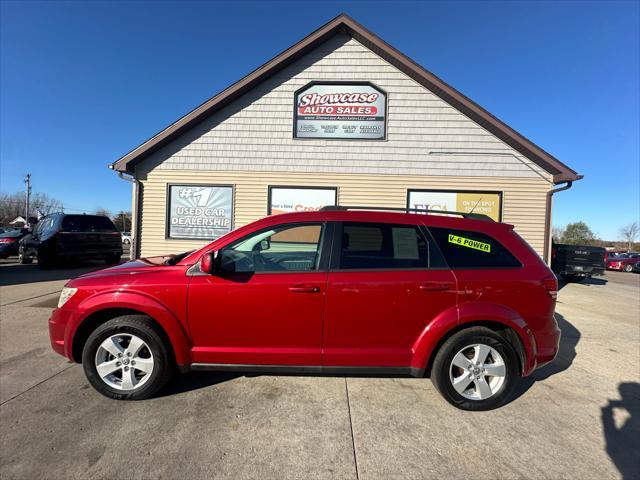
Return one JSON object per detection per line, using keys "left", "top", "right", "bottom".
{"left": 111, "top": 14, "right": 581, "bottom": 262}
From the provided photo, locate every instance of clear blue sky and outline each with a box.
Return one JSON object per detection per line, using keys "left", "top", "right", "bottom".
{"left": 1, "top": 1, "right": 638, "bottom": 239}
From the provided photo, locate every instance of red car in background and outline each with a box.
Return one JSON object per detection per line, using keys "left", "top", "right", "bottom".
{"left": 606, "top": 252, "right": 640, "bottom": 272}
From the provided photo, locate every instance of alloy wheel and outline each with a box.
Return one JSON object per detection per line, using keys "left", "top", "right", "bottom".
{"left": 94, "top": 334, "right": 154, "bottom": 390}
{"left": 449, "top": 344, "right": 506, "bottom": 401}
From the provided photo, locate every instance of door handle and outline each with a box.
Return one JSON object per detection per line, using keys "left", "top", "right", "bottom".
{"left": 288, "top": 285, "right": 320, "bottom": 293}
{"left": 418, "top": 283, "right": 450, "bottom": 292}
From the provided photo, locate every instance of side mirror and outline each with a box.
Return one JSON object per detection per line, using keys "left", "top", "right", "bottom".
{"left": 199, "top": 251, "right": 218, "bottom": 274}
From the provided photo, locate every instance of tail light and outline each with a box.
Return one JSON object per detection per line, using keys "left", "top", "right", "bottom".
{"left": 542, "top": 275, "right": 558, "bottom": 300}
{"left": 551, "top": 247, "right": 557, "bottom": 260}
{"left": 0, "top": 238, "right": 15, "bottom": 244}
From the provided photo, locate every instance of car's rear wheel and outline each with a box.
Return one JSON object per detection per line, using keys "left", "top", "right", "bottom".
{"left": 82, "top": 315, "right": 174, "bottom": 400}
{"left": 37, "top": 252, "right": 55, "bottom": 269}
{"left": 624, "top": 264, "right": 633, "bottom": 272}
{"left": 105, "top": 254, "right": 121, "bottom": 265}
{"left": 431, "top": 327, "right": 519, "bottom": 411}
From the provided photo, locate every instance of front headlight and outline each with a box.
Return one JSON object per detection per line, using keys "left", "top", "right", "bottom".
{"left": 58, "top": 287, "right": 78, "bottom": 308}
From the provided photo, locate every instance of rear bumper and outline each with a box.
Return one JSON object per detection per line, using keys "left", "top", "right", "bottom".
{"left": 531, "top": 318, "right": 561, "bottom": 372}
{"left": 556, "top": 266, "right": 604, "bottom": 276}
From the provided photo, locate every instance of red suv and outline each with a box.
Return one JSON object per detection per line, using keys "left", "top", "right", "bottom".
{"left": 49, "top": 207, "right": 560, "bottom": 410}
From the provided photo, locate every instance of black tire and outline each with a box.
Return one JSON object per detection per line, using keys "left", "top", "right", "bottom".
{"left": 37, "top": 252, "right": 55, "bottom": 269}
{"left": 18, "top": 247, "right": 32, "bottom": 264}
{"left": 105, "top": 254, "right": 121, "bottom": 265}
{"left": 431, "top": 327, "right": 519, "bottom": 411}
{"left": 82, "top": 315, "right": 174, "bottom": 400}
{"left": 624, "top": 264, "right": 633, "bottom": 273}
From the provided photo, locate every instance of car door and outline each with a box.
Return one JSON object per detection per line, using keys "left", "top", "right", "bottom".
{"left": 323, "top": 221, "right": 458, "bottom": 367}
{"left": 187, "top": 222, "right": 332, "bottom": 366}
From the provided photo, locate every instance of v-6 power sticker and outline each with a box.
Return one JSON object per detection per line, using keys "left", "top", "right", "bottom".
{"left": 448, "top": 234, "right": 491, "bottom": 253}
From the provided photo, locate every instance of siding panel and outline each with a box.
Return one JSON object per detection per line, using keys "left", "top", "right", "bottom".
{"left": 138, "top": 170, "right": 550, "bottom": 257}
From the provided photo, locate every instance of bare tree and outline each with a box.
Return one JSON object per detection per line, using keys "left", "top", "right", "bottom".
{"left": 0, "top": 191, "right": 63, "bottom": 223}
{"left": 620, "top": 221, "right": 639, "bottom": 250}
{"left": 552, "top": 225, "right": 565, "bottom": 243}
{"left": 94, "top": 207, "right": 112, "bottom": 218}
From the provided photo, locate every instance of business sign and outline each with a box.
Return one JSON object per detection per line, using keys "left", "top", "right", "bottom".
{"left": 167, "top": 184, "right": 233, "bottom": 239}
{"left": 269, "top": 187, "right": 337, "bottom": 215}
{"left": 294, "top": 82, "right": 386, "bottom": 139}
{"left": 407, "top": 190, "right": 502, "bottom": 221}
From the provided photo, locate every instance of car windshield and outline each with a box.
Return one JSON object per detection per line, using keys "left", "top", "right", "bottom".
{"left": 164, "top": 250, "right": 195, "bottom": 266}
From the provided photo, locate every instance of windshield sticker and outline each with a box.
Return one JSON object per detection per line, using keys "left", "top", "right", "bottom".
{"left": 448, "top": 234, "right": 491, "bottom": 253}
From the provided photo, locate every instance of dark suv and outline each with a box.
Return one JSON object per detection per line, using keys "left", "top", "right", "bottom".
{"left": 49, "top": 207, "right": 559, "bottom": 410}
{"left": 20, "top": 213, "right": 122, "bottom": 268}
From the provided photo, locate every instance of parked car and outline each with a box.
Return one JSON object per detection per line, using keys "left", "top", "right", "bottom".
{"left": 121, "top": 232, "right": 132, "bottom": 244}
{"left": 605, "top": 253, "right": 640, "bottom": 272}
{"left": 49, "top": 207, "right": 560, "bottom": 411}
{"left": 0, "top": 228, "right": 30, "bottom": 258}
{"left": 551, "top": 243, "right": 605, "bottom": 282}
{"left": 20, "top": 213, "right": 123, "bottom": 268}
{"left": 631, "top": 262, "right": 640, "bottom": 273}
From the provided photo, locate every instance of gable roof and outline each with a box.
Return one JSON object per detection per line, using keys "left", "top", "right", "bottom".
{"left": 111, "top": 13, "right": 581, "bottom": 184}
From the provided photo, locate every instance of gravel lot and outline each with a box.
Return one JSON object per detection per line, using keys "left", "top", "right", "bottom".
{"left": 0, "top": 258, "right": 638, "bottom": 480}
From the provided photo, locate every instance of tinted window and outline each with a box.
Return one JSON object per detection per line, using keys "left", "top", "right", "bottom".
{"left": 339, "top": 222, "right": 429, "bottom": 269}
{"left": 62, "top": 215, "right": 117, "bottom": 232}
{"left": 221, "top": 223, "right": 324, "bottom": 273}
{"left": 428, "top": 227, "right": 521, "bottom": 269}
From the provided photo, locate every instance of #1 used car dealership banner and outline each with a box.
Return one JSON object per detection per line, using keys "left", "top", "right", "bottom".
{"left": 269, "top": 187, "right": 336, "bottom": 215}
{"left": 408, "top": 190, "right": 502, "bottom": 221}
{"left": 294, "top": 82, "right": 386, "bottom": 139}
{"left": 167, "top": 185, "right": 233, "bottom": 239}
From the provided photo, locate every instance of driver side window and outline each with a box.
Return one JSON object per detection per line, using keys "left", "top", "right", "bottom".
{"left": 220, "top": 223, "right": 324, "bottom": 274}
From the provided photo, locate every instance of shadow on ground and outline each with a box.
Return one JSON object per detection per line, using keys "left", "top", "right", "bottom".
{"left": 0, "top": 262, "right": 109, "bottom": 287}
{"left": 558, "top": 276, "right": 607, "bottom": 290}
{"left": 510, "top": 313, "right": 580, "bottom": 401}
{"left": 156, "top": 371, "right": 241, "bottom": 397}
{"left": 602, "top": 382, "right": 640, "bottom": 480}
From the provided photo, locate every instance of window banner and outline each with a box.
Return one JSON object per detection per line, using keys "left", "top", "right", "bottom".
{"left": 167, "top": 185, "right": 233, "bottom": 239}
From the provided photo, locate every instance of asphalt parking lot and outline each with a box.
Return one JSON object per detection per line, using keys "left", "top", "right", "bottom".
{"left": 0, "top": 258, "right": 638, "bottom": 480}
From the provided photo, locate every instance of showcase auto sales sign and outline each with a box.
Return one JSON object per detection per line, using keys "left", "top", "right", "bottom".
{"left": 294, "top": 82, "right": 386, "bottom": 139}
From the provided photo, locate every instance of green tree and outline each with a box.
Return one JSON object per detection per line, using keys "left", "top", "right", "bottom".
{"left": 561, "top": 221, "right": 597, "bottom": 245}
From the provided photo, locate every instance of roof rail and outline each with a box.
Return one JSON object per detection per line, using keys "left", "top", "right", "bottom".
{"left": 318, "top": 205, "right": 494, "bottom": 221}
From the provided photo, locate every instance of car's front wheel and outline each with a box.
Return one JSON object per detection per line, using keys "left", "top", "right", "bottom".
{"left": 624, "top": 264, "right": 634, "bottom": 272}
{"left": 82, "top": 315, "right": 174, "bottom": 400}
{"left": 431, "top": 327, "right": 519, "bottom": 411}
{"left": 18, "top": 247, "right": 32, "bottom": 264}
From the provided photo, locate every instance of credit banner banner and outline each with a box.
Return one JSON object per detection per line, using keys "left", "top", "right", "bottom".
{"left": 407, "top": 190, "right": 502, "bottom": 221}
{"left": 269, "top": 187, "right": 336, "bottom": 215}
{"left": 168, "top": 185, "right": 233, "bottom": 239}
{"left": 294, "top": 82, "right": 386, "bottom": 139}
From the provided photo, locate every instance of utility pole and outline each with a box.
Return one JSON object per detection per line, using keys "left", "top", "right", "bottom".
{"left": 24, "top": 174, "right": 31, "bottom": 228}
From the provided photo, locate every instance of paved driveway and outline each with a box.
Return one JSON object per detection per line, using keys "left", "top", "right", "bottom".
{"left": 1, "top": 261, "right": 638, "bottom": 479}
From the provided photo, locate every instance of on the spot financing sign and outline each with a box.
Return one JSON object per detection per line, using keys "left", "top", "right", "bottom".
{"left": 408, "top": 190, "right": 502, "bottom": 222}
{"left": 294, "top": 82, "right": 386, "bottom": 139}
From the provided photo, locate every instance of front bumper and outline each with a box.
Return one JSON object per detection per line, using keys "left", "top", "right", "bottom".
{"left": 49, "top": 307, "right": 74, "bottom": 359}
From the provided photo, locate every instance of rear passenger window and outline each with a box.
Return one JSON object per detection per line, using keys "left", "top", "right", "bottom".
{"left": 339, "top": 222, "right": 430, "bottom": 269}
{"left": 428, "top": 227, "right": 521, "bottom": 269}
